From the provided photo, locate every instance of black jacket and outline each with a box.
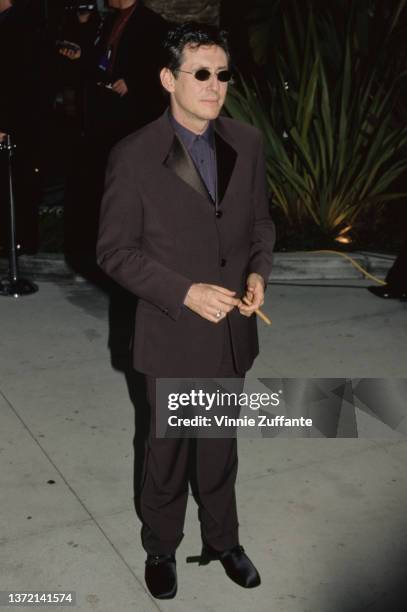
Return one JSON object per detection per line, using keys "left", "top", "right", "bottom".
{"left": 97, "top": 110, "right": 276, "bottom": 376}
{"left": 83, "top": 3, "right": 170, "bottom": 135}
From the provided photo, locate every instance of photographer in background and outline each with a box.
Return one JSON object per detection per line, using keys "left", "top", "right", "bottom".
{"left": 59, "top": 0, "right": 169, "bottom": 272}
{"left": 58, "top": 0, "right": 169, "bottom": 149}
{"left": 55, "top": 2, "right": 101, "bottom": 127}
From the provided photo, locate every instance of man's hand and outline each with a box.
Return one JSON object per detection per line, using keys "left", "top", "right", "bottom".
{"left": 0, "top": 132, "right": 7, "bottom": 143}
{"left": 184, "top": 283, "right": 241, "bottom": 323}
{"left": 58, "top": 44, "right": 81, "bottom": 61}
{"left": 112, "top": 79, "right": 128, "bottom": 97}
{"left": 238, "top": 273, "right": 265, "bottom": 318}
{"left": 77, "top": 11, "right": 92, "bottom": 24}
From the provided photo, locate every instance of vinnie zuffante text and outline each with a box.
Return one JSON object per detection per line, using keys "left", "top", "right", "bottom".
{"left": 166, "top": 389, "right": 313, "bottom": 429}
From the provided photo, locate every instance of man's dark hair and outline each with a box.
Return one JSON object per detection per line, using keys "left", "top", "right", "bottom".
{"left": 162, "top": 22, "right": 231, "bottom": 74}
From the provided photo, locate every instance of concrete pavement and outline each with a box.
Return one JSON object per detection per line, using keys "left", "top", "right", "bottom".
{"left": 0, "top": 278, "right": 406, "bottom": 612}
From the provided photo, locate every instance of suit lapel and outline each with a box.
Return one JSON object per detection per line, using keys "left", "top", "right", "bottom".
{"left": 160, "top": 110, "right": 239, "bottom": 206}
{"left": 214, "top": 130, "right": 237, "bottom": 205}
{"left": 164, "top": 133, "right": 212, "bottom": 203}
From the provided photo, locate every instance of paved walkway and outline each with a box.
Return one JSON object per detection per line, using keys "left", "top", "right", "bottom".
{"left": 0, "top": 279, "right": 406, "bottom": 611}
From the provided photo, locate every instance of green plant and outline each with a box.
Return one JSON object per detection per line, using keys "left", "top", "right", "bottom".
{"left": 225, "top": 4, "right": 407, "bottom": 239}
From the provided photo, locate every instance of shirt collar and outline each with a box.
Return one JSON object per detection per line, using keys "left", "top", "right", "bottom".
{"left": 170, "top": 112, "right": 214, "bottom": 150}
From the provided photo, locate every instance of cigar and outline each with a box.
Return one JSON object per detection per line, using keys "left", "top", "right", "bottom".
{"left": 241, "top": 296, "right": 271, "bottom": 325}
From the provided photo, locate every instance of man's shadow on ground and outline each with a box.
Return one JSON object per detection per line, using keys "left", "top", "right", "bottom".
{"left": 65, "top": 256, "right": 151, "bottom": 522}
{"left": 65, "top": 256, "right": 212, "bottom": 550}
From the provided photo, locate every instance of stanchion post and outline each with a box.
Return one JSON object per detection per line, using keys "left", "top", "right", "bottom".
{"left": 0, "top": 134, "right": 39, "bottom": 298}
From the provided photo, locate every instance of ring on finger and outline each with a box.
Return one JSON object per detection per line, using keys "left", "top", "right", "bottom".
{"left": 215, "top": 310, "right": 223, "bottom": 319}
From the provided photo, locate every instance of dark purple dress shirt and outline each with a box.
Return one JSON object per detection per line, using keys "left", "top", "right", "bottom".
{"left": 170, "top": 113, "right": 217, "bottom": 203}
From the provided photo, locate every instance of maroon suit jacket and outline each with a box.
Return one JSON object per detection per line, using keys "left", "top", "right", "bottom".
{"left": 96, "top": 109, "right": 276, "bottom": 377}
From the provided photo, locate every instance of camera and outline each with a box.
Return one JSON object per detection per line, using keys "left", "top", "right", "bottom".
{"left": 64, "top": 1, "right": 96, "bottom": 13}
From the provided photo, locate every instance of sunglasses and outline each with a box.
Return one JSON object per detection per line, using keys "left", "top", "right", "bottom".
{"left": 176, "top": 68, "right": 233, "bottom": 83}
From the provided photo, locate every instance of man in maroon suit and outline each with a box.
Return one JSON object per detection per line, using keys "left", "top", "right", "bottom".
{"left": 97, "top": 22, "right": 276, "bottom": 599}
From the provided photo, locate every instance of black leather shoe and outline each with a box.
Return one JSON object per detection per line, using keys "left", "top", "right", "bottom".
{"left": 203, "top": 543, "right": 261, "bottom": 588}
{"left": 368, "top": 285, "right": 407, "bottom": 299}
{"left": 145, "top": 553, "right": 177, "bottom": 599}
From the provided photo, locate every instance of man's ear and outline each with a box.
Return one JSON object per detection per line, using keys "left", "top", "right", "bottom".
{"left": 160, "top": 67, "right": 176, "bottom": 93}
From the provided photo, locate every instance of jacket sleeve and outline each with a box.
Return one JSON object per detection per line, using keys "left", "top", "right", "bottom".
{"left": 247, "top": 132, "right": 276, "bottom": 288}
{"left": 96, "top": 141, "right": 193, "bottom": 321}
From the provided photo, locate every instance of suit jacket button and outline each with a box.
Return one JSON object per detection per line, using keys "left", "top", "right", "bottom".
{"left": 215, "top": 210, "right": 223, "bottom": 218}
{"left": 220, "top": 258, "right": 227, "bottom": 267}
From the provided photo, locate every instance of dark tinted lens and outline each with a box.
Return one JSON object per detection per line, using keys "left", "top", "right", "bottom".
{"left": 217, "top": 70, "right": 232, "bottom": 82}
{"left": 194, "top": 69, "right": 211, "bottom": 81}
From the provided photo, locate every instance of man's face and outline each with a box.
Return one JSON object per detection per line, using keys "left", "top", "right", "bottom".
{"left": 161, "top": 44, "right": 229, "bottom": 126}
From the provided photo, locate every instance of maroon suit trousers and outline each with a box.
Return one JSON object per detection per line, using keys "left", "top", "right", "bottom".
{"left": 140, "top": 320, "right": 244, "bottom": 555}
